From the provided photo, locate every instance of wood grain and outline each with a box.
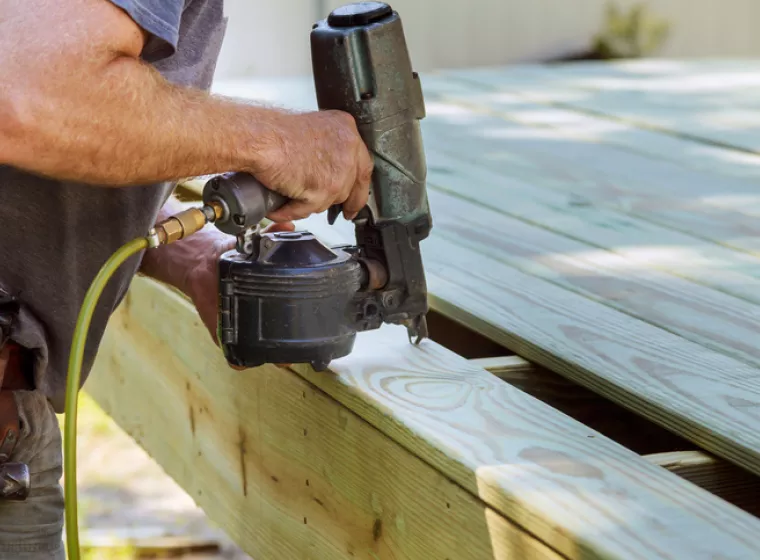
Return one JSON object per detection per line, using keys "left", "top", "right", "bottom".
{"left": 89, "top": 277, "right": 760, "bottom": 559}
{"left": 440, "top": 61, "right": 760, "bottom": 155}
{"left": 426, "top": 188, "right": 760, "bottom": 369}
{"left": 296, "top": 185, "right": 760, "bottom": 483}
{"left": 475, "top": 358, "right": 760, "bottom": 514}
{"left": 471, "top": 356, "right": 692, "bottom": 455}
{"left": 644, "top": 451, "right": 760, "bottom": 517}
{"left": 412, "top": 234, "right": 760, "bottom": 478}
{"left": 86, "top": 277, "right": 561, "bottom": 560}
{"left": 418, "top": 95, "right": 760, "bottom": 255}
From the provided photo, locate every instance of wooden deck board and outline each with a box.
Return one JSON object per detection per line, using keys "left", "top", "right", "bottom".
{"left": 416, "top": 92, "right": 760, "bottom": 253}
{"left": 426, "top": 188, "right": 760, "bottom": 369}
{"left": 439, "top": 60, "right": 760, "bottom": 161}
{"left": 88, "top": 277, "right": 760, "bottom": 560}
{"left": 422, "top": 147, "right": 760, "bottom": 304}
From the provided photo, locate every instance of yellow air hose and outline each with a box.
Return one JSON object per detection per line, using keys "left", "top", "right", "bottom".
{"left": 62, "top": 202, "right": 220, "bottom": 559}
{"left": 63, "top": 236, "right": 150, "bottom": 559}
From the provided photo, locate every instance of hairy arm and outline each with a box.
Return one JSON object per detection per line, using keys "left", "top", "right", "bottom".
{"left": 0, "top": 0, "right": 288, "bottom": 185}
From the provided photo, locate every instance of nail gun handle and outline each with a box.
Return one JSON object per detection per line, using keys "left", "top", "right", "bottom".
{"left": 203, "top": 172, "right": 288, "bottom": 236}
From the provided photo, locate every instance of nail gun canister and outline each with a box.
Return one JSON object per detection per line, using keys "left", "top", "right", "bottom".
{"left": 217, "top": 232, "right": 363, "bottom": 371}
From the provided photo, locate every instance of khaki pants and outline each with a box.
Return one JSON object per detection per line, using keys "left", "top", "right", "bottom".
{"left": 0, "top": 390, "right": 64, "bottom": 559}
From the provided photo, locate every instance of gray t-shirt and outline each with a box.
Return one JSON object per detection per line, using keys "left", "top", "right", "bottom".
{"left": 0, "top": 0, "right": 227, "bottom": 412}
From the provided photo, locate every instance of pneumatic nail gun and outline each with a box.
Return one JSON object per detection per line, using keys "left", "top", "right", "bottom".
{"left": 197, "top": 2, "right": 432, "bottom": 371}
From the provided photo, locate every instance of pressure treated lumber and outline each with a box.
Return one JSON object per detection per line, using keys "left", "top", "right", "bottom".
{"left": 299, "top": 211, "right": 760, "bottom": 485}
{"left": 424, "top": 236, "right": 760, "bottom": 475}
{"left": 470, "top": 356, "right": 691, "bottom": 454}
{"left": 425, "top": 68, "right": 760, "bottom": 183}
{"left": 418, "top": 96, "right": 760, "bottom": 256}
{"left": 426, "top": 188, "right": 760, "bottom": 370}
{"left": 469, "top": 355, "right": 533, "bottom": 376}
{"left": 427, "top": 67, "right": 760, "bottom": 245}
{"left": 88, "top": 277, "right": 760, "bottom": 559}
{"left": 644, "top": 451, "right": 760, "bottom": 517}
{"left": 474, "top": 358, "right": 760, "bottom": 514}
{"left": 441, "top": 60, "right": 760, "bottom": 156}
{"left": 421, "top": 152, "right": 760, "bottom": 308}
{"left": 210, "top": 75, "right": 760, "bottom": 472}
{"left": 86, "top": 278, "right": 560, "bottom": 560}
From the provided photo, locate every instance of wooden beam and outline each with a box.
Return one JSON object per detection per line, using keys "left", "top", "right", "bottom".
{"left": 87, "top": 279, "right": 561, "bottom": 560}
{"left": 468, "top": 355, "right": 533, "bottom": 375}
{"left": 88, "top": 276, "right": 760, "bottom": 559}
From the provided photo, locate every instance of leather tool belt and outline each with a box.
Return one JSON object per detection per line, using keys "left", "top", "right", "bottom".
{"left": 0, "top": 291, "right": 31, "bottom": 501}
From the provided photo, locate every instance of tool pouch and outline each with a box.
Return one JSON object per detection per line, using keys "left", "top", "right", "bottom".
{"left": 0, "top": 291, "right": 30, "bottom": 501}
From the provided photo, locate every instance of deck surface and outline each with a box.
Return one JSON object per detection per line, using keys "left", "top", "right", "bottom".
{"left": 89, "top": 60, "right": 760, "bottom": 560}
{"left": 212, "top": 60, "right": 760, "bottom": 481}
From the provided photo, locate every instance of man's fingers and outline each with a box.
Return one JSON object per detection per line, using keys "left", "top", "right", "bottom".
{"left": 342, "top": 182, "right": 369, "bottom": 220}
{"left": 267, "top": 199, "right": 320, "bottom": 223}
{"left": 263, "top": 221, "right": 296, "bottom": 233}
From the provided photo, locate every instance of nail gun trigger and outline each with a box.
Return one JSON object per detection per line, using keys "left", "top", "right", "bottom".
{"left": 327, "top": 204, "right": 342, "bottom": 225}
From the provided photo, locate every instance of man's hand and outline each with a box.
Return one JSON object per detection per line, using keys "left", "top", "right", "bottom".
{"left": 185, "top": 221, "right": 295, "bottom": 345}
{"left": 251, "top": 110, "right": 374, "bottom": 223}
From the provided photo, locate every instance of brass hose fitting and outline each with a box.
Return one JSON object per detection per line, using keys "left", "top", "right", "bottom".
{"left": 154, "top": 207, "right": 208, "bottom": 246}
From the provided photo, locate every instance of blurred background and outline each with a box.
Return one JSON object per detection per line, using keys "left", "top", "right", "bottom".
{"left": 73, "top": 1, "right": 760, "bottom": 558}
{"left": 215, "top": 0, "right": 760, "bottom": 79}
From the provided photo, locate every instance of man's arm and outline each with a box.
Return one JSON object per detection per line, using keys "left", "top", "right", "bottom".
{"left": 0, "top": 0, "right": 372, "bottom": 221}
{"left": 0, "top": 0, "right": 271, "bottom": 185}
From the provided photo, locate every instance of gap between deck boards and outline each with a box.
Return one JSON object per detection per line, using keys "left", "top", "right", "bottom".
{"left": 469, "top": 353, "right": 760, "bottom": 519}
{"left": 434, "top": 298, "right": 760, "bottom": 519}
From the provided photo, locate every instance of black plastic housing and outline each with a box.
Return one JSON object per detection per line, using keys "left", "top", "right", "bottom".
{"left": 218, "top": 231, "right": 362, "bottom": 371}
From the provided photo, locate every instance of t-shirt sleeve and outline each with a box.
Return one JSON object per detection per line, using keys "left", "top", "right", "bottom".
{"left": 107, "top": 0, "right": 185, "bottom": 61}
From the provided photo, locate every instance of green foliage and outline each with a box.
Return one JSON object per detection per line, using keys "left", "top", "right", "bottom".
{"left": 592, "top": 1, "right": 670, "bottom": 59}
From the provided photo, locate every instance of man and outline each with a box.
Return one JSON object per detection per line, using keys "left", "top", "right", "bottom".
{"left": 0, "top": 0, "right": 373, "bottom": 557}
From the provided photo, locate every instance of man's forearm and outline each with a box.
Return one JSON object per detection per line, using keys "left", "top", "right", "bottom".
{"left": 0, "top": 55, "right": 288, "bottom": 186}
{"left": 0, "top": 0, "right": 289, "bottom": 187}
